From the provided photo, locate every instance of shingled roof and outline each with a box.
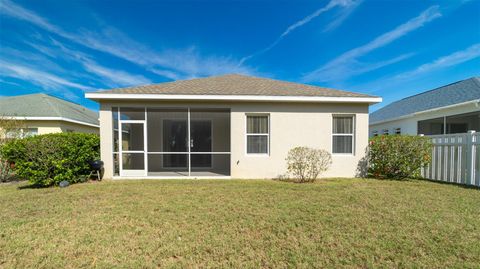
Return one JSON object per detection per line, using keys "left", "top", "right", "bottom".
{"left": 88, "top": 74, "right": 378, "bottom": 99}
{"left": 0, "top": 93, "right": 99, "bottom": 126}
{"left": 370, "top": 77, "right": 480, "bottom": 124}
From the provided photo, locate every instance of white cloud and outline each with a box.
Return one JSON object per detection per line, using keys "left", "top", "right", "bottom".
{"left": 323, "top": 0, "right": 362, "bottom": 32}
{"left": 350, "top": 43, "right": 480, "bottom": 95}
{"left": 240, "top": 0, "right": 358, "bottom": 64}
{"left": 1, "top": 0, "right": 256, "bottom": 80}
{"left": 303, "top": 5, "right": 442, "bottom": 82}
{"left": 395, "top": 43, "right": 480, "bottom": 79}
{"left": 0, "top": 60, "right": 94, "bottom": 98}
{"left": 82, "top": 61, "right": 151, "bottom": 86}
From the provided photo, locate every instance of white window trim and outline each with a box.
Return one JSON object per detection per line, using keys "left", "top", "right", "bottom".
{"left": 245, "top": 114, "right": 270, "bottom": 156}
{"left": 332, "top": 114, "right": 355, "bottom": 156}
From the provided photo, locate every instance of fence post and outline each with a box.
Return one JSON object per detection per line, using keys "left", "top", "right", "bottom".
{"left": 419, "top": 134, "right": 425, "bottom": 178}
{"left": 466, "top": 130, "right": 475, "bottom": 185}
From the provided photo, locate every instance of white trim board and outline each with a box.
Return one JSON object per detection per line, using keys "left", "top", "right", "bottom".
{"left": 2, "top": 116, "right": 99, "bottom": 128}
{"left": 85, "top": 93, "right": 382, "bottom": 104}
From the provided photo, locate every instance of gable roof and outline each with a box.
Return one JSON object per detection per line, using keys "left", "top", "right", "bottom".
{"left": 370, "top": 77, "right": 480, "bottom": 125}
{"left": 0, "top": 93, "right": 99, "bottom": 127}
{"left": 86, "top": 74, "right": 381, "bottom": 103}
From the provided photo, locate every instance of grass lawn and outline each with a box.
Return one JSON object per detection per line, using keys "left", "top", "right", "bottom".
{"left": 0, "top": 178, "right": 479, "bottom": 268}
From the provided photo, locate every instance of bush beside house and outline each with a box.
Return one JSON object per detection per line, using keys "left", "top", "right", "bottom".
{"left": 0, "top": 133, "right": 100, "bottom": 187}
{"left": 368, "top": 135, "right": 432, "bottom": 179}
{"left": 283, "top": 147, "right": 332, "bottom": 183}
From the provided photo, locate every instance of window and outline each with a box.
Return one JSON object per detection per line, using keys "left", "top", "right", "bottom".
{"left": 332, "top": 116, "right": 354, "bottom": 154}
{"left": 246, "top": 115, "right": 269, "bottom": 154}
{"left": 418, "top": 117, "right": 444, "bottom": 135}
{"left": 383, "top": 129, "right": 389, "bottom": 135}
{"left": 5, "top": 128, "right": 38, "bottom": 138}
{"left": 394, "top": 128, "right": 401, "bottom": 135}
{"left": 372, "top": 130, "right": 378, "bottom": 137}
{"left": 446, "top": 111, "right": 480, "bottom": 134}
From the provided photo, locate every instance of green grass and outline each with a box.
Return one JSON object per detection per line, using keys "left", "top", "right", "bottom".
{"left": 0, "top": 178, "right": 479, "bottom": 268}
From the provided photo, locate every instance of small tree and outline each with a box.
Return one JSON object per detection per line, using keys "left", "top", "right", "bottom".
{"left": 368, "top": 135, "right": 432, "bottom": 179}
{"left": 285, "top": 147, "right": 332, "bottom": 183}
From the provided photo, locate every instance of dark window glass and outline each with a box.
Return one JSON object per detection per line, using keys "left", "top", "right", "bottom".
{"left": 418, "top": 117, "right": 444, "bottom": 135}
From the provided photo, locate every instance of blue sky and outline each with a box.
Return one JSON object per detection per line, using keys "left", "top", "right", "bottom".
{"left": 0, "top": 0, "right": 479, "bottom": 111}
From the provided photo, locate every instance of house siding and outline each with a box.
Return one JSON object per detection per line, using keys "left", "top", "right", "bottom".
{"left": 98, "top": 101, "right": 370, "bottom": 179}
{"left": 369, "top": 101, "right": 480, "bottom": 136}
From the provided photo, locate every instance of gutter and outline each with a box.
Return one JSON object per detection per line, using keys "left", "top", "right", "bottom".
{"left": 2, "top": 116, "right": 99, "bottom": 128}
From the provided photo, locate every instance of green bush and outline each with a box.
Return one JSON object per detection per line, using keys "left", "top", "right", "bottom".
{"left": 0, "top": 133, "right": 100, "bottom": 187}
{"left": 368, "top": 135, "right": 432, "bottom": 179}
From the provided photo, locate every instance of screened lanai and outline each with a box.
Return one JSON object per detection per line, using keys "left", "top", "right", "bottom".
{"left": 112, "top": 107, "right": 231, "bottom": 178}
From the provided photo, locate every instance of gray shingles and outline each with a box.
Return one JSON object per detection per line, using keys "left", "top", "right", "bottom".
{"left": 370, "top": 77, "right": 480, "bottom": 124}
{"left": 0, "top": 93, "right": 99, "bottom": 125}
{"left": 95, "top": 74, "right": 377, "bottom": 98}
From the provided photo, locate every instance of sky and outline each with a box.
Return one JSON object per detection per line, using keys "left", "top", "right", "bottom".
{"left": 0, "top": 0, "right": 479, "bottom": 111}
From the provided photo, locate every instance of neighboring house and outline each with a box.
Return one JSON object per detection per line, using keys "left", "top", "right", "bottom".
{"left": 86, "top": 74, "right": 381, "bottom": 179}
{"left": 370, "top": 77, "right": 480, "bottom": 137}
{"left": 0, "top": 93, "right": 99, "bottom": 137}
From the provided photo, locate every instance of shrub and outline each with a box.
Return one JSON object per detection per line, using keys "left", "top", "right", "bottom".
{"left": 0, "top": 133, "right": 100, "bottom": 187}
{"left": 285, "top": 147, "right": 332, "bottom": 183}
{"left": 368, "top": 135, "right": 432, "bottom": 179}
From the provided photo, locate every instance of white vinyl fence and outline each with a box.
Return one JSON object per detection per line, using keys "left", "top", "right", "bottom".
{"left": 421, "top": 131, "right": 480, "bottom": 187}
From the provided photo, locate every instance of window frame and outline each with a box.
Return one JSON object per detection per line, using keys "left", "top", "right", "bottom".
{"left": 245, "top": 113, "right": 270, "bottom": 156}
{"left": 332, "top": 114, "right": 355, "bottom": 156}
{"left": 394, "top": 128, "right": 401, "bottom": 135}
{"left": 383, "top": 129, "right": 389, "bottom": 135}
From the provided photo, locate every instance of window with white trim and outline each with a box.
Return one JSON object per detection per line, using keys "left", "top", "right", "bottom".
{"left": 372, "top": 130, "right": 378, "bottom": 137}
{"left": 332, "top": 116, "right": 354, "bottom": 154}
{"left": 383, "top": 129, "right": 389, "bottom": 135}
{"left": 394, "top": 128, "right": 401, "bottom": 135}
{"left": 246, "top": 115, "right": 269, "bottom": 154}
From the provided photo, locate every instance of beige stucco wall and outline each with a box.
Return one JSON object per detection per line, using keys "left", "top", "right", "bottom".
{"left": 98, "top": 101, "right": 370, "bottom": 179}
{"left": 0, "top": 120, "right": 98, "bottom": 137}
{"left": 369, "top": 102, "right": 480, "bottom": 137}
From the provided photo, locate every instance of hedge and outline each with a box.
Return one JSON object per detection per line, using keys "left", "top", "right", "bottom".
{"left": 368, "top": 135, "right": 432, "bottom": 179}
{"left": 0, "top": 133, "right": 100, "bottom": 187}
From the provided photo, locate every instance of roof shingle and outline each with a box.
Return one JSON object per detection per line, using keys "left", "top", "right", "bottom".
{"left": 370, "top": 77, "right": 480, "bottom": 124}
{"left": 0, "top": 93, "right": 99, "bottom": 126}
{"left": 94, "top": 74, "right": 377, "bottom": 98}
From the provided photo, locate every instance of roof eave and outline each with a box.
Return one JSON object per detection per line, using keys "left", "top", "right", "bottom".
{"left": 3, "top": 116, "right": 99, "bottom": 128}
{"left": 85, "top": 93, "right": 382, "bottom": 104}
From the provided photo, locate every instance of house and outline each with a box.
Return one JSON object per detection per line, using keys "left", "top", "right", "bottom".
{"left": 85, "top": 74, "right": 381, "bottom": 179}
{"left": 0, "top": 93, "right": 99, "bottom": 137}
{"left": 370, "top": 77, "right": 480, "bottom": 137}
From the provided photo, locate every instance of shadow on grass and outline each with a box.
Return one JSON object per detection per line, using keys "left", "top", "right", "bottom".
{"left": 365, "top": 176, "right": 480, "bottom": 190}
{"left": 17, "top": 183, "right": 46, "bottom": 190}
{"left": 420, "top": 178, "right": 480, "bottom": 190}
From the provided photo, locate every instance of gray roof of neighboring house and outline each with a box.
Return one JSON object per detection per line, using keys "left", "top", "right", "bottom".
{"left": 92, "top": 74, "right": 377, "bottom": 98}
{"left": 0, "top": 93, "right": 99, "bottom": 126}
{"left": 370, "top": 77, "right": 480, "bottom": 124}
